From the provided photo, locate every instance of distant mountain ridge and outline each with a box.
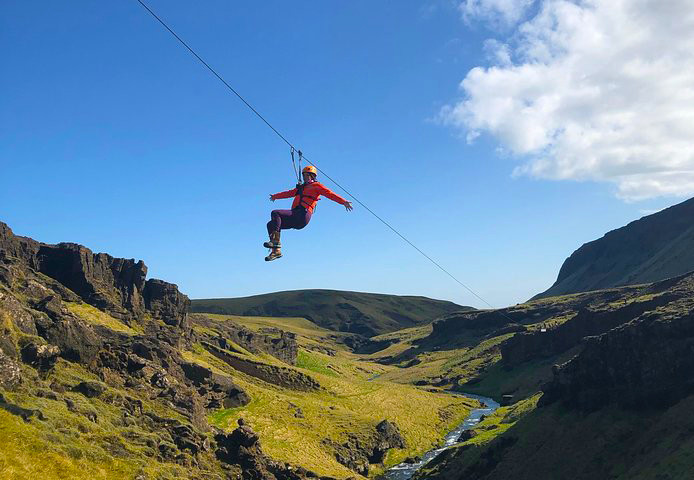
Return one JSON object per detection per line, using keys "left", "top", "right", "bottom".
{"left": 191, "top": 290, "right": 470, "bottom": 337}
{"left": 535, "top": 196, "right": 694, "bottom": 299}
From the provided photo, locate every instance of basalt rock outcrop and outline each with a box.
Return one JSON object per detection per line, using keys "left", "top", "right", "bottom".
{"left": 202, "top": 341, "right": 320, "bottom": 391}
{"left": 0, "top": 221, "right": 326, "bottom": 478}
{"left": 416, "top": 277, "right": 694, "bottom": 480}
{"left": 500, "top": 276, "right": 680, "bottom": 368}
{"left": 192, "top": 313, "right": 299, "bottom": 365}
{"left": 215, "top": 419, "right": 333, "bottom": 480}
{"left": 325, "top": 419, "right": 406, "bottom": 475}
{"left": 0, "top": 221, "right": 188, "bottom": 328}
{"left": 540, "top": 273, "right": 694, "bottom": 411}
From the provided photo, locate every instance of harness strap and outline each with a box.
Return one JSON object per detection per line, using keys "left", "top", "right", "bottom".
{"left": 295, "top": 183, "right": 319, "bottom": 210}
{"left": 290, "top": 147, "right": 300, "bottom": 183}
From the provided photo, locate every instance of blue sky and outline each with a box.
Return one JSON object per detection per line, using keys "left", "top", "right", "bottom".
{"left": 1, "top": 1, "right": 688, "bottom": 308}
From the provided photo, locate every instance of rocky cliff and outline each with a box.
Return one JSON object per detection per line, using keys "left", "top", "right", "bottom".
{"left": 0, "top": 222, "right": 327, "bottom": 479}
{"left": 417, "top": 272, "right": 694, "bottom": 480}
{"left": 535, "top": 196, "right": 694, "bottom": 299}
{"left": 539, "top": 273, "right": 694, "bottom": 411}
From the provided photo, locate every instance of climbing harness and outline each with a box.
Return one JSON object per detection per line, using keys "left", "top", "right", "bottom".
{"left": 292, "top": 151, "right": 319, "bottom": 211}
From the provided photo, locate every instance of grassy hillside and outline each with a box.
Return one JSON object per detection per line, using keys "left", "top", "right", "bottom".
{"left": 413, "top": 272, "right": 694, "bottom": 480}
{"left": 190, "top": 313, "right": 479, "bottom": 477}
{"left": 191, "top": 289, "right": 470, "bottom": 337}
{"left": 0, "top": 222, "right": 477, "bottom": 480}
{"left": 418, "top": 395, "right": 694, "bottom": 480}
{"left": 535, "top": 196, "right": 694, "bottom": 299}
{"left": 0, "top": 305, "right": 478, "bottom": 479}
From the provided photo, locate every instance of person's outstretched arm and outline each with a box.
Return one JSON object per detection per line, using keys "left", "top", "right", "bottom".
{"left": 270, "top": 187, "right": 298, "bottom": 202}
{"left": 317, "top": 184, "right": 353, "bottom": 211}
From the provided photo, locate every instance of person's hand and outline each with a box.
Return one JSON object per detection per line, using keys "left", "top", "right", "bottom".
{"left": 269, "top": 195, "right": 275, "bottom": 202}
{"left": 345, "top": 201, "right": 353, "bottom": 211}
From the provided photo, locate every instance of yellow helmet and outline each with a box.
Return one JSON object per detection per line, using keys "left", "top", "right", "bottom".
{"left": 302, "top": 166, "right": 318, "bottom": 176}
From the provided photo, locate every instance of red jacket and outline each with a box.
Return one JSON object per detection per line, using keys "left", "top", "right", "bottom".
{"left": 271, "top": 181, "right": 347, "bottom": 213}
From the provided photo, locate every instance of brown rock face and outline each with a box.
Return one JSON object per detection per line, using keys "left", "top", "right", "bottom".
{"left": 500, "top": 291, "right": 673, "bottom": 366}
{"left": 36, "top": 243, "right": 147, "bottom": 321}
{"left": 0, "top": 222, "right": 40, "bottom": 268}
{"left": 143, "top": 279, "right": 190, "bottom": 328}
{"left": 0, "top": 222, "right": 189, "bottom": 329}
{"left": 215, "top": 420, "right": 330, "bottom": 480}
{"left": 192, "top": 314, "right": 299, "bottom": 365}
{"left": 540, "top": 273, "right": 694, "bottom": 411}
{"left": 326, "top": 419, "right": 406, "bottom": 475}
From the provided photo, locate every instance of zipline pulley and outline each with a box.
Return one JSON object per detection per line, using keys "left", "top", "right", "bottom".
{"left": 290, "top": 147, "right": 299, "bottom": 182}
{"left": 290, "top": 147, "right": 305, "bottom": 185}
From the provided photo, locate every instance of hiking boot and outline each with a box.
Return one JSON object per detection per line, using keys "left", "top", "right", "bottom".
{"left": 265, "top": 248, "right": 282, "bottom": 262}
{"left": 263, "top": 231, "right": 281, "bottom": 249}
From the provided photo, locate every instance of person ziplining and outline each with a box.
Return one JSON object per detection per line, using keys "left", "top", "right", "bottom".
{"left": 264, "top": 164, "right": 353, "bottom": 261}
{"left": 136, "top": 0, "right": 504, "bottom": 310}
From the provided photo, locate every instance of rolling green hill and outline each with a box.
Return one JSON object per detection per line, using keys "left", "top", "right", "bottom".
{"left": 535, "top": 196, "right": 694, "bottom": 299}
{"left": 191, "top": 290, "right": 470, "bottom": 337}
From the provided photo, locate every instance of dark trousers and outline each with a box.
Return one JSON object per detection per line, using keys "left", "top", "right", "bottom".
{"left": 267, "top": 207, "right": 312, "bottom": 235}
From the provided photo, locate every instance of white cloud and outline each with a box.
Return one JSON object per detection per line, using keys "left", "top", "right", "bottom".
{"left": 443, "top": 0, "right": 694, "bottom": 201}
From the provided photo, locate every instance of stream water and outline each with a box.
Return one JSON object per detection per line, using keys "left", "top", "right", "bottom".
{"left": 382, "top": 393, "right": 500, "bottom": 480}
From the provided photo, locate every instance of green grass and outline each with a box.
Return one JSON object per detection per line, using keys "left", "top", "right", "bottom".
{"left": 420, "top": 394, "right": 694, "bottom": 480}
{"left": 65, "top": 302, "right": 142, "bottom": 335}
{"left": 464, "top": 394, "right": 540, "bottom": 447}
{"left": 296, "top": 350, "right": 339, "bottom": 377}
{"left": 179, "top": 316, "right": 477, "bottom": 478}
{"left": 0, "top": 360, "right": 213, "bottom": 480}
{"left": 191, "top": 290, "right": 465, "bottom": 337}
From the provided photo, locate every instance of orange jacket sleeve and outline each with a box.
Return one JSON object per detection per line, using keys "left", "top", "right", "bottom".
{"left": 317, "top": 184, "right": 348, "bottom": 205}
{"left": 271, "top": 187, "right": 297, "bottom": 200}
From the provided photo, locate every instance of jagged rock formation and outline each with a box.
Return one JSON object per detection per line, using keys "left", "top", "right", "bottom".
{"left": 202, "top": 341, "right": 320, "bottom": 391}
{"left": 540, "top": 273, "right": 694, "bottom": 411}
{"left": 0, "top": 222, "right": 322, "bottom": 478}
{"left": 191, "top": 289, "right": 470, "bottom": 337}
{"left": 192, "top": 313, "right": 299, "bottom": 364}
{"left": 325, "top": 419, "right": 406, "bottom": 475}
{"left": 216, "top": 419, "right": 334, "bottom": 480}
{"left": 535, "top": 196, "right": 694, "bottom": 299}
{"left": 417, "top": 272, "right": 694, "bottom": 480}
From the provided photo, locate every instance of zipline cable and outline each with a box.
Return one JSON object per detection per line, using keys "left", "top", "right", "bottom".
{"left": 134, "top": 0, "right": 503, "bottom": 311}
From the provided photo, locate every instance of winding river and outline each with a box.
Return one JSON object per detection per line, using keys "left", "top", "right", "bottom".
{"left": 382, "top": 393, "right": 500, "bottom": 480}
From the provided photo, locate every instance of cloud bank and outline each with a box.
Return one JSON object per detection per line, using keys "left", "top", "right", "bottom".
{"left": 444, "top": 0, "right": 694, "bottom": 201}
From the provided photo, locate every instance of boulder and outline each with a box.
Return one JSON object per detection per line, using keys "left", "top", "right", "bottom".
{"left": 180, "top": 362, "right": 250, "bottom": 410}
{"left": 171, "top": 424, "right": 209, "bottom": 454}
{"left": 73, "top": 381, "right": 107, "bottom": 398}
{"left": 0, "top": 393, "right": 44, "bottom": 422}
{"left": 213, "top": 420, "right": 325, "bottom": 479}
{"left": 327, "top": 420, "right": 407, "bottom": 475}
{"left": 21, "top": 342, "right": 60, "bottom": 371}
{"left": 457, "top": 430, "right": 478, "bottom": 442}
{"left": 33, "top": 308, "right": 102, "bottom": 365}
{"left": 0, "top": 351, "right": 21, "bottom": 389}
